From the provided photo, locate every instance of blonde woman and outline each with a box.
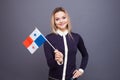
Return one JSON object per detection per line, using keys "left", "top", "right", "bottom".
{"left": 44, "top": 7, "right": 88, "bottom": 80}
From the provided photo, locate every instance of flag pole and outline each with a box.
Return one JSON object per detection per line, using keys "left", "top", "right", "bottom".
{"left": 41, "top": 34, "right": 56, "bottom": 50}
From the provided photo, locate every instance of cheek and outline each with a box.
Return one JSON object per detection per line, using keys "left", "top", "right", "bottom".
{"left": 64, "top": 18, "right": 68, "bottom": 23}
{"left": 55, "top": 21, "right": 59, "bottom": 25}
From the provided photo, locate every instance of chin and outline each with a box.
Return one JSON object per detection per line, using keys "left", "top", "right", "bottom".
{"left": 60, "top": 25, "right": 67, "bottom": 28}
{"left": 60, "top": 26, "right": 67, "bottom": 29}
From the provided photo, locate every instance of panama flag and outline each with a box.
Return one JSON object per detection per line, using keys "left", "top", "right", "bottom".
{"left": 23, "top": 28, "right": 46, "bottom": 54}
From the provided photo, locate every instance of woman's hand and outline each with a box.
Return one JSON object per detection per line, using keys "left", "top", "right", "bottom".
{"left": 72, "top": 69, "right": 84, "bottom": 79}
{"left": 54, "top": 49, "right": 63, "bottom": 65}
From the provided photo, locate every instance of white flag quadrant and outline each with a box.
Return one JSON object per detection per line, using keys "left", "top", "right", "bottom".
{"left": 23, "top": 28, "right": 46, "bottom": 54}
{"left": 27, "top": 42, "right": 39, "bottom": 54}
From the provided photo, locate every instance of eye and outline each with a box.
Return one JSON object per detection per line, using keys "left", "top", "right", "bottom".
{"left": 55, "top": 18, "right": 59, "bottom": 21}
{"left": 62, "top": 16, "right": 66, "bottom": 19}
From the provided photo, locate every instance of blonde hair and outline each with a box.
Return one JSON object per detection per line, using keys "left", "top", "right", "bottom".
{"left": 50, "top": 7, "right": 72, "bottom": 34}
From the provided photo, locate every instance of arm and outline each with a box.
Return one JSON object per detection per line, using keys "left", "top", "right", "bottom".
{"left": 77, "top": 35, "right": 89, "bottom": 70}
{"left": 43, "top": 41, "right": 59, "bottom": 68}
{"left": 72, "top": 35, "right": 89, "bottom": 79}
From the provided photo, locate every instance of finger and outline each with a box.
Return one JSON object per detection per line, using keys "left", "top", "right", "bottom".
{"left": 55, "top": 54, "right": 60, "bottom": 57}
{"left": 54, "top": 49, "right": 62, "bottom": 53}
{"left": 59, "top": 58, "right": 63, "bottom": 62}
{"left": 72, "top": 70, "right": 77, "bottom": 79}
{"left": 55, "top": 56, "right": 61, "bottom": 59}
{"left": 55, "top": 52, "right": 61, "bottom": 56}
{"left": 73, "top": 70, "right": 81, "bottom": 78}
{"left": 55, "top": 53, "right": 63, "bottom": 59}
{"left": 54, "top": 49, "right": 59, "bottom": 53}
{"left": 73, "top": 72, "right": 79, "bottom": 79}
{"left": 55, "top": 58, "right": 58, "bottom": 61}
{"left": 73, "top": 70, "right": 77, "bottom": 74}
{"left": 55, "top": 57, "right": 62, "bottom": 61}
{"left": 55, "top": 50, "right": 62, "bottom": 55}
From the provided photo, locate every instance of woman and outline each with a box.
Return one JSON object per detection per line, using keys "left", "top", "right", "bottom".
{"left": 44, "top": 7, "right": 88, "bottom": 80}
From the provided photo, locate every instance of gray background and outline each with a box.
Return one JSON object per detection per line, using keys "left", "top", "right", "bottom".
{"left": 0, "top": 0, "right": 120, "bottom": 80}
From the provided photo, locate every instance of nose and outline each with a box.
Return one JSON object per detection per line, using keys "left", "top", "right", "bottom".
{"left": 59, "top": 19, "right": 63, "bottom": 23}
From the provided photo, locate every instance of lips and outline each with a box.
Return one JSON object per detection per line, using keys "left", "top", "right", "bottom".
{"left": 59, "top": 22, "right": 67, "bottom": 26}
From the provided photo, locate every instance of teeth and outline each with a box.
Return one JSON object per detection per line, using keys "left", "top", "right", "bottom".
{"left": 60, "top": 23, "right": 64, "bottom": 25}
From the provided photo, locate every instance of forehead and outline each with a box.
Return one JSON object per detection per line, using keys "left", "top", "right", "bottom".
{"left": 54, "top": 11, "right": 66, "bottom": 17}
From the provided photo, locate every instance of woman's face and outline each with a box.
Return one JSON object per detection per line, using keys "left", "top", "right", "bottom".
{"left": 54, "top": 11, "right": 68, "bottom": 31}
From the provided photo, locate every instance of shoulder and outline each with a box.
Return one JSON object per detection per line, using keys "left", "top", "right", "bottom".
{"left": 71, "top": 32, "right": 85, "bottom": 45}
{"left": 46, "top": 33, "right": 56, "bottom": 37}
{"left": 45, "top": 33, "right": 58, "bottom": 39}
{"left": 71, "top": 32, "right": 82, "bottom": 39}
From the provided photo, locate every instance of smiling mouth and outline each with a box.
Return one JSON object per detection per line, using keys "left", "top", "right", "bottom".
{"left": 59, "top": 23, "right": 66, "bottom": 26}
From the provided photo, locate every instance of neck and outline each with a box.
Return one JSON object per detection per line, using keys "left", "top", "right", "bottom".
{"left": 56, "top": 29, "right": 68, "bottom": 36}
{"left": 59, "top": 28, "right": 68, "bottom": 32}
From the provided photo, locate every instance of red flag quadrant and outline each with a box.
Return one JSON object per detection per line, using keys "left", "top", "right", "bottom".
{"left": 23, "top": 28, "right": 46, "bottom": 54}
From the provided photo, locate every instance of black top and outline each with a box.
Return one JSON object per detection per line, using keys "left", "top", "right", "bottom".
{"left": 44, "top": 32, "right": 88, "bottom": 79}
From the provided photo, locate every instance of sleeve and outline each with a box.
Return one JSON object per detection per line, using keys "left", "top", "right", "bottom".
{"left": 77, "top": 34, "right": 89, "bottom": 70}
{"left": 43, "top": 36, "right": 59, "bottom": 68}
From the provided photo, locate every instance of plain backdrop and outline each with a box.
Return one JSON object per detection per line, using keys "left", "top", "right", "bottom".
{"left": 0, "top": 0, "right": 120, "bottom": 80}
